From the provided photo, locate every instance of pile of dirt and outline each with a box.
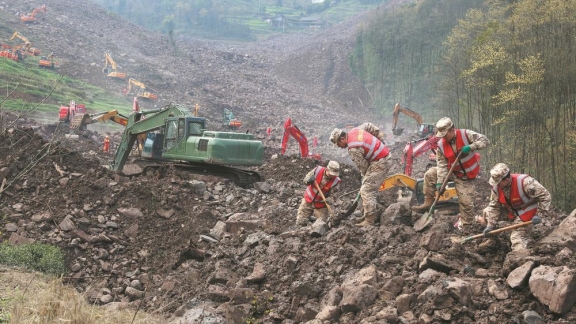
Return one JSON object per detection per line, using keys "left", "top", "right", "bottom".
{"left": 2, "top": 0, "right": 576, "bottom": 323}
{"left": 1, "top": 113, "right": 575, "bottom": 323}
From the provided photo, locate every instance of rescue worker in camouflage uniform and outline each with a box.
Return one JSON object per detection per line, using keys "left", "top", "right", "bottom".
{"left": 476, "top": 163, "right": 549, "bottom": 251}
{"left": 330, "top": 123, "right": 391, "bottom": 227}
{"left": 296, "top": 161, "right": 341, "bottom": 226}
{"left": 411, "top": 117, "right": 490, "bottom": 230}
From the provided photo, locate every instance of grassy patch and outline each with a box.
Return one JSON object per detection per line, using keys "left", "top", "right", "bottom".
{"left": 0, "top": 268, "right": 164, "bottom": 323}
{"left": 0, "top": 243, "right": 66, "bottom": 276}
{"left": 0, "top": 58, "right": 135, "bottom": 118}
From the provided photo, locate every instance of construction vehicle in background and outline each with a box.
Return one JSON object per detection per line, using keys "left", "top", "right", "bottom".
{"left": 223, "top": 108, "right": 242, "bottom": 129}
{"left": 20, "top": 5, "right": 47, "bottom": 23}
{"left": 128, "top": 78, "right": 158, "bottom": 101}
{"left": 9, "top": 31, "right": 41, "bottom": 56}
{"left": 392, "top": 103, "right": 435, "bottom": 137}
{"left": 379, "top": 173, "right": 458, "bottom": 206}
{"left": 281, "top": 117, "right": 321, "bottom": 160}
{"left": 110, "top": 103, "right": 264, "bottom": 187}
{"left": 103, "top": 53, "right": 127, "bottom": 79}
{"left": 38, "top": 52, "right": 56, "bottom": 68}
{"left": 402, "top": 135, "right": 440, "bottom": 177}
{"left": 59, "top": 101, "right": 87, "bottom": 124}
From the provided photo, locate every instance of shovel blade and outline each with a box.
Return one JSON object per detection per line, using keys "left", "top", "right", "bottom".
{"left": 413, "top": 211, "right": 433, "bottom": 231}
{"left": 343, "top": 194, "right": 360, "bottom": 217}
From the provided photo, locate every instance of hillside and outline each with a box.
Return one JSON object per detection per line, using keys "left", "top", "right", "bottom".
{"left": 2, "top": 1, "right": 576, "bottom": 324}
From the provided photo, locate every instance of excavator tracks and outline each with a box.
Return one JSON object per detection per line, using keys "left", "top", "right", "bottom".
{"left": 126, "top": 158, "right": 262, "bottom": 188}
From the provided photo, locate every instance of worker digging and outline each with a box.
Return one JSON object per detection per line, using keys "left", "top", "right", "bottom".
{"left": 330, "top": 122, "right": 391, "bottom": 227}
{"left": 411, "top": 117, "right": 490, "bottom": 233}
{"left": 296, "top": 161, "right": 341, "bottom": 226}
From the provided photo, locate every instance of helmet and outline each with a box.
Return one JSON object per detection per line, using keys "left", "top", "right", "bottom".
{"left": 330, "top": 128, "right": 343, "bottom": 144}
{"left": 326, "top": 161, "right": 340, "bottom": 177}
{"left": 489, "top": 163, "right": 510, "bottom": 186}
{"left": 435, "top": 117, "right": 453, "bottom": 137}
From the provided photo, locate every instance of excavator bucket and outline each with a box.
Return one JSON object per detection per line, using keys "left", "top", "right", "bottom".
{"left": 70, "top": 114, "right": 90, "bottom": 130}
{"left": 392, "top": 128, "right": 404, "bottom": 136}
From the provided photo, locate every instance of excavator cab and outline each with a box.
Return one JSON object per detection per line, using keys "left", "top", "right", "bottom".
{"left": 417, "top": 124, "right": 435, "bottom": 137}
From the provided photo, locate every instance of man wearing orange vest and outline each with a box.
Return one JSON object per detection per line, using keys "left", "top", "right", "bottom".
{"left": 296, "top": 161, "right": 341, "bottom": 226}
{"left": 476, "top": 163, "right": 550, "bottom": 251}
{"left": 330, "top": 123, "right": 390, "bottom": 227}
{"left": 411, "top": 117, "right": 490, "bottom": 231}
{"left": 103, "top": 135, "right": 110, "bottom": 153}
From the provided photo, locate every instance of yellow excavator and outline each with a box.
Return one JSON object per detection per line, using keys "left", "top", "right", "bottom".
{"left": 71, "top": 109, "right": 146, "bottom": 155}
{"left": 379, "top": 173, "right": 458, "bottom": 206}
{"left": 103, "top": 53, "right": 127, "bottom": 79}
{"left": 9, "top": 31, "right": 40, "bottom": 56}
{"left": 128, "top": 78, "right": 158, "bottom": 101}
{"left": 392, "top": 103, "right": 435, "bottom": 137}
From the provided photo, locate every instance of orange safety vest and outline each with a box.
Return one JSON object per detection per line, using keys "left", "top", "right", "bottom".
{"left": 438, "top": 129, "right": 480, "bottom": 179}
{"left": 347, "top": 128, "right": 389, "bottom": 161}
{"left": 493, "top": 174, "right": 538, "bottom": 222}
{"left": 304, "top": 166, "right": 341, "bottom": 208}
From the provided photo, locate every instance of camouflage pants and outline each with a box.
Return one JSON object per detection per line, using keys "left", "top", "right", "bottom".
{"left": 296, "top": 198, "right": 329, "bottom": 225}
{"left": 423, "top": 167, "right": 477, "bottom": 224}
{"left": 482, "top": 207, "right": 530, "bottom": 251}
{"left": 360, "top": 156, "right": 391, "bottom": 217}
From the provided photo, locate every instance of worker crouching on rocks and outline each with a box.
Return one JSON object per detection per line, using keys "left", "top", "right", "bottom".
{"left": 330, "top": 123, "right": 391, "bottom": 227}
{"left": 296, "top": 161, "right": 341, "bottom": 226}
{"left": 476, "top": 163, "right": 551, "bottom": 251}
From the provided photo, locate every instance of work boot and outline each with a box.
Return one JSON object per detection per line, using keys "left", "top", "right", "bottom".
{"left": 411, "top": 195, "right": 434, "bottom": 213}
{"left": 355, "top": 213, "right": 376, "bottom": 227}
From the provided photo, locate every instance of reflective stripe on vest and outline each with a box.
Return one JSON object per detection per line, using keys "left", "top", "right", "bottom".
{"left": 493, "top": 174, "right": 538, "bottom": 222}
{"left": 304, "top": 167, "right": 341, "bottom": 208}
{"left": 347, "top": 128, "right": 389, "bottom": 161}
{"left": 438, "top": 129, "right": 480, "bottom": 179}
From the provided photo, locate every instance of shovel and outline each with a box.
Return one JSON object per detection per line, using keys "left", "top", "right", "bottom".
{"left": 314, "top": 181, "right": 335, "bottom": 226}
{"left": 343, "top": 176, "right": 366, "bottom": 218}
{"left": 459, "top": 220, "right": 534, "bottom": 244}
{"left": 413, "top": 150, "right": 464, "bottom": 232}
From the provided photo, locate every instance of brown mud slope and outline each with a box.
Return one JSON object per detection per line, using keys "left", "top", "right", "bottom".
{"left": 1, "top": 113, "right": 575, "bottom": 324}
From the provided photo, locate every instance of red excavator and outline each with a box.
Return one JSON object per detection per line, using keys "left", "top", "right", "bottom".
{"left": 402, "top": 135, "right": 440, "bottom": 176}
{"left": 281, "top": 118, "right": 321, "bottom": 160}
{"left": 20, "top": 5, "right": 47, "bottom": 23}
{"left": 58, "top": 101, "right": 87, "bottom": 124}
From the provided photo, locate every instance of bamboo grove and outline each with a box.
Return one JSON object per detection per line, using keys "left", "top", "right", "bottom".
{"left": 351, "top": 0, "right": 576, "bottom": 212}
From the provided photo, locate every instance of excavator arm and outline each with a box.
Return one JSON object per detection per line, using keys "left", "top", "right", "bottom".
{"left": 379, "top": 173, "right": 458, "bottom": 206}
{"left": 402, "top": 135, "right": 440, "bottom": 176}
{"left": 111, "top": 106, "right": 190, "bottom": 171}
{"left": 104, "top": 53, "right": 126, "bottom": 79}
{"left": 281, "top": 118, "right": 321, "bottom": 160}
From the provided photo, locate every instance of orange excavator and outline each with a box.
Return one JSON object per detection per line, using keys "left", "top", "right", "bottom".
{"left": 20, "top": 5, "right": 47, "bottom": 23}
{"left": 127, "top": 78, "right": 158, "bottom": 101}
{"left": 223, "top": 108, "right": 242, "bottom": 129}
{"left": 39, "top": 52, "right": 57, "bottom": 68}
{"left": 392, "top": 103, "right": 435, "bottom": 137}
{"left": 281, "top": 118, "right": 321, "bottom": 160}
{"left": 103, "top": 53, "right": 127, "bottom": 79}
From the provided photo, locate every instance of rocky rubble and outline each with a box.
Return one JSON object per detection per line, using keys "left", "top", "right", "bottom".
{"left": 1, "top": 0, "right": 576, "bottom": 323}
{"left": 1, "top": 115, "right": 576, "bottom": 323}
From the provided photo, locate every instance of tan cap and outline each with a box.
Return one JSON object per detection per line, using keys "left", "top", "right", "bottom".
{"left": 326, "top": 161, "right": 340, "bottom": 177}
{"left": 435, "top": 117, "right": 454, "bottom": 137}
{"left": 330, "top": 128, "right": 344, "bottom": 144}
{"left": 489, "top": 163, "right": 510, "bottom": 186}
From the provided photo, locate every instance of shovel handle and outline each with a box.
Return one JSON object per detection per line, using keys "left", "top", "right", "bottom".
{"left": 427, "top": 150, "right": 465, "bottom": 214}
{"left": 314, "top": 181, "right": 334, "bottom": 215}
{"left": 461, "top": 221, "right": 533, "bottom": 243}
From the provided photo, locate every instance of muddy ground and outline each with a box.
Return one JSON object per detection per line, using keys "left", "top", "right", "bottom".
{"left": 1, "top": 0, "right": 576, "bottom": 323}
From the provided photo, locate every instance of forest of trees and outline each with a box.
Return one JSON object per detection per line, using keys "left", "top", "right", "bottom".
{"left": 351, "top": 0, "right": 576, "bottom": 212}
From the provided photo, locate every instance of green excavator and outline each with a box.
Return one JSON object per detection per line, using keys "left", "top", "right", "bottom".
{"left": 110, "top": 103, "right": 264, "bottom": 187}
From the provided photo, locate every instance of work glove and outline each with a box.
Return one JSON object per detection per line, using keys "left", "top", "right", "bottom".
{"left": 483, "top": 225, "right": 494, "bottom": 237}
{"left": 461, "top": 145, "right": 472, "bottom": 154}
{"left": 531, "top": 215, "right": 542, "bottom": 225}
{"left": 435, "top": 183, "right": 445, "bottom": 195}
{"left": 305, "top": 176, "right": 315, "bottom": 186}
